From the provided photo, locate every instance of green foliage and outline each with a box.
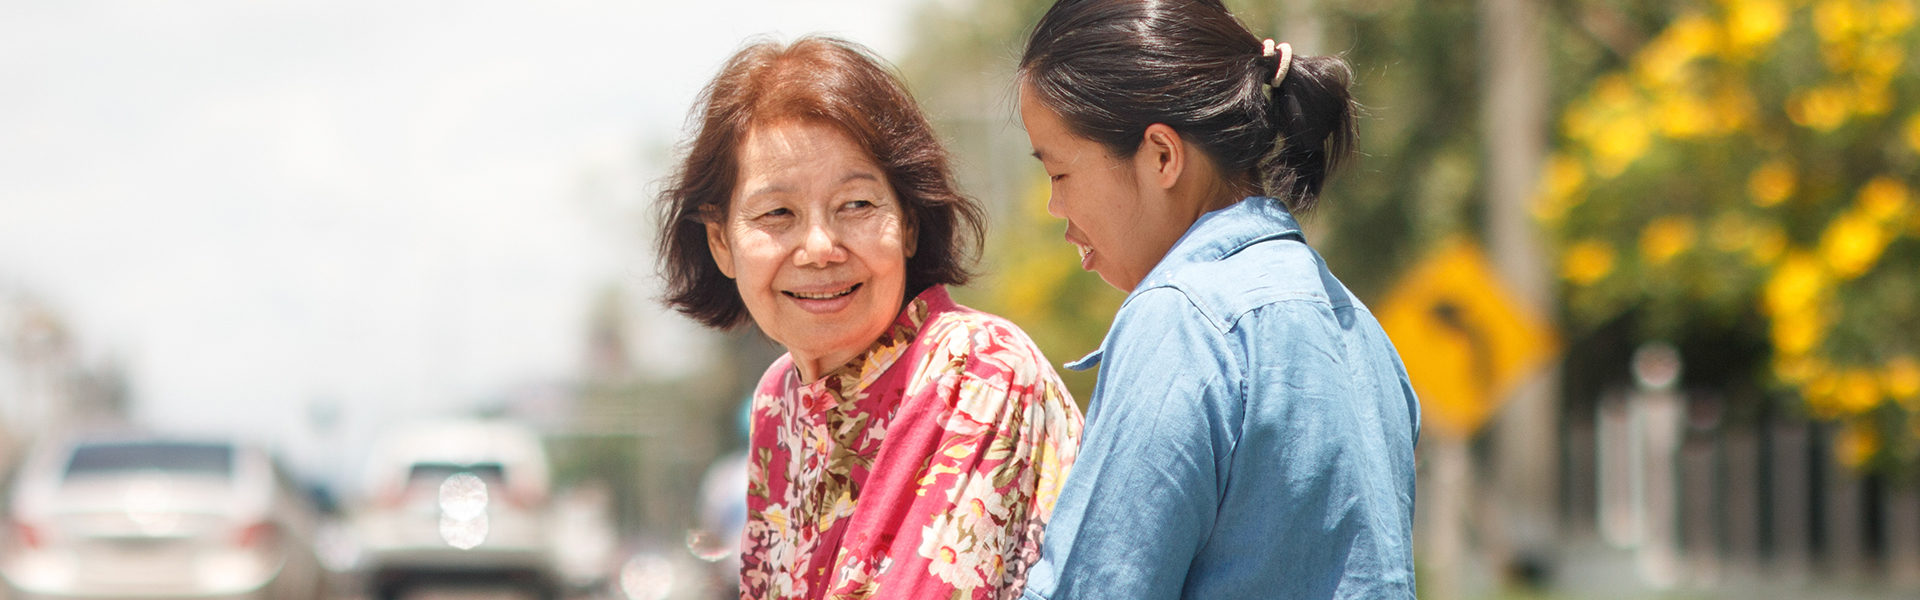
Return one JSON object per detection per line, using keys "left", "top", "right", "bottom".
{"left": 1541, "top": 0, "right": 1920, "bottom": 469}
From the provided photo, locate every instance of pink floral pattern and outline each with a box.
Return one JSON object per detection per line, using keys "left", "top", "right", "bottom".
{"left": 739, "top": 285, "right": 1082, "bottom": 600}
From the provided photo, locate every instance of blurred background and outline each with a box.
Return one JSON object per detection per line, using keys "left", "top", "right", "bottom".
{"left": 1, "top": 0, "right": 1916, "bottom": 599}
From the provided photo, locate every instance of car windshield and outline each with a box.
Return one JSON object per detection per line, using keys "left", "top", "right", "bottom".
{"left": 63, "top": 442, "right": 233, "bottom": 479}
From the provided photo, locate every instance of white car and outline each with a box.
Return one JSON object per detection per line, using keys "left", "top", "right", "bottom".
{"left": 1, "top": 435, "right": 328, "bottom": 600}
{"left": 351, "top": 419, "right": 561, "bottom": 599}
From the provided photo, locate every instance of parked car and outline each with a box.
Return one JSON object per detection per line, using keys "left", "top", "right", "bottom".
{"left": 0, "top": 434, "right": 328, "bottom": 600}
{"left": 351, "top": 419, "right": 560, "bottom": 599}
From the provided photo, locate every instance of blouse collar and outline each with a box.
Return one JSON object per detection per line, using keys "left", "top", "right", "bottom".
{"left": 792, "top": 284, "right": 954, "bottom": 397}
{"left": 1065, "top": 197, "right": 1303, "bottom": 371}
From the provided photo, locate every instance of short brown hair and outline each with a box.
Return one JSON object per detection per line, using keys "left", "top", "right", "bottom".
{"left": 657, "top": 35, "right": 985, "bottom": 329}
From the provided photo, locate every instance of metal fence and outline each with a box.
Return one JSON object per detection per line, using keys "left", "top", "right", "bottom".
{"left": 1562, "top": 384, "right": 1920, "bottom": 591}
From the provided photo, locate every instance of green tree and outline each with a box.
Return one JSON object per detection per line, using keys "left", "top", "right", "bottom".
{"left": 1541, "top": 0, "right": 1920, "bottom": 471}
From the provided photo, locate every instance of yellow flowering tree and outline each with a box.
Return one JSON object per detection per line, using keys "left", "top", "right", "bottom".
{"left": 1541, "top": 0, "right": 1920, "bottom": 470}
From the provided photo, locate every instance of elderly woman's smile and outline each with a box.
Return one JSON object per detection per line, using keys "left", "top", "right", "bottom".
{"left": 784, "top": 283, "right": 860, "bottom": 301}
{"left": 705, "top": 119, "right": 914, "bottom": 382}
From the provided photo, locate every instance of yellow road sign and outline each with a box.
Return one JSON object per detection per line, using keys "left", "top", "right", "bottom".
{"left": 1377, "top": 237, "right": 1559, "bottom": 439}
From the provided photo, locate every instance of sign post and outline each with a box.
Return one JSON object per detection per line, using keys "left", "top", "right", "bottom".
{"left": 1377, "top": 237, "right": 1560, "bottom": 600}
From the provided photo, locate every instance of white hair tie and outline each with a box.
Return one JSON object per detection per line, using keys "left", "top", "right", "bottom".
{"left": 1261, "top": 39, "right": 1293, "bottom": 87}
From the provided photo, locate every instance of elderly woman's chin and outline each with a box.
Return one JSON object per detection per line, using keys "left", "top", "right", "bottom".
{"left": 745, "top": 277, "right": 907, "bottom": 379}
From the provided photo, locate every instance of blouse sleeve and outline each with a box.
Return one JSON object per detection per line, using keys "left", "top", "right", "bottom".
{"left": 869, "top": 316, "right": 1083, "bottom": 600}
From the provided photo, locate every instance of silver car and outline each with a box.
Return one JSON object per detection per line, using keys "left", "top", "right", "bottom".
{"left": 1, "top": 435, "right": 328, "bottom": 600}
{"left": 350, "top": 419, "right": 560, "bottom": 600}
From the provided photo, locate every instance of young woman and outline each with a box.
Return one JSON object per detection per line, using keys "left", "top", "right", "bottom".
{"left": 1012, "top": 1, "right": 1419, "bottom": 598}
{"left": 658, "top": 36, "right": 1083, "bottom": 600}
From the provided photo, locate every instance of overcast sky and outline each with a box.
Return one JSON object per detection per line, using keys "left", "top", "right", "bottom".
{"left": 0, "top": 0, "right": 925, "bottom": 483}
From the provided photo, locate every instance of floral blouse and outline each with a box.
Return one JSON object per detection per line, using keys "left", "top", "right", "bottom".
{"left": 739, "top": 285, "right": 1083, "bottom": 600}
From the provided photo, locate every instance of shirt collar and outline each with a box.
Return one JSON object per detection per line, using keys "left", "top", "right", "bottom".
{"left": 800, "top": 284, "right": 951, "bottom": 394}
{"left": 1063, "top": 197, "right": 1303, "bottom": 372}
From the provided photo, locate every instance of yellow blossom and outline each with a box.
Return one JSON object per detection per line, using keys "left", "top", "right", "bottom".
{"left": 1672, "top": 11, "right": 1725, "bottom": 55}
{"left": 1887, "top": 355, "right": 1920, "bottom": 399}
{"left": 1593, "top": 118, "right": 1653, "bottom": 177}
{"left": 1816, "top": 0, "right": 1865, "bottom": 43}
{"left": 1564, "top": 105, "right": 1598, "bottom": 144}
{"left": 1873, "top": 0, "right": 1916, "bottom": 37}
{"left": 1636, "top": 14, "right": 1719, "bottom": 84}
{"left": 1582, "top": 76, "right": 1653, "bottom": 177}
{"left": 1725, "top": 0, "right": 1790, "bottom": 57}
{"left": 1657, "top": 93, "right": 1717, "bottom": 138}
{"left": 1640, "top": 216, "right": 1697, "bottom": 265}
{"left": 1818, "top": 211, "right": 1889, "bottom": 278}
{"left": 1851, "top": 74, "right": 1893, "bottom": 115}
{"left": 1788, "top": 85, "right": 1851, "bottom": 131}
{"left": 1835, "top": 421, "right": 1881, "bottom": 468}
{"left": 1534, "top": 154, "right": 1587, "bottom": 222}
{"left": 1907, "top": 112, "right": 1920, "bottom": 153}
{"left": 1594, "top": 73, "right": 1639, "bottom": 108}
{"left": 1747, "top": 159, "right": 1797, "bottom": 206}
{"left": 1635, "top": 35, "right": 1695, "bottom": 88}
{"left": 1857, "top": 42, "right": 1905, "bottom": 80}
{"left": 1763, "top": 251, "right": 1831, "bottom": 316}
{"left": 1771, "top": 307, "right": 1829, "bottom": 357}
{"left": 1857, "top": 176, "right": 1911, "bottom": 222}
{"left": 1561, "top": 239, "right": 1616, "bottom": 285}
{"left": 1837, "top": 369, "right": 1884, "bottom": 414}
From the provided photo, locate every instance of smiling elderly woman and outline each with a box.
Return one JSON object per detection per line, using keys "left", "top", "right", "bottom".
{"left": 656, "top": 36, "right": 1083, "bottom": 600}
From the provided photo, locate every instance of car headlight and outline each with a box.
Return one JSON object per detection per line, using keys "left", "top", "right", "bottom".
{"left": 196, "top": 550, "right": 273, "bottom": 592}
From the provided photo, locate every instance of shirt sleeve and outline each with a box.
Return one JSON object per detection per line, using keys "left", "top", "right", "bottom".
{"left": 850, "top": 316, "right": 1083, "bottom": 600}
{"left": 1020, "top": 288, "right": 1237, "bottom": 600}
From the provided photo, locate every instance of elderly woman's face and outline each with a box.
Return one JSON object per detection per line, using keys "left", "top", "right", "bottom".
{"left": 706, "top": 120, "right": 915, "bottom": 381}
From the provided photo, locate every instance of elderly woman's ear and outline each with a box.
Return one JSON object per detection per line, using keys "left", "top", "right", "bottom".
{"left": 704, "top": 217, "right": 737, "bottom": 280}
{"left": 904, "top": 220, "right": 918, "bottom": 259}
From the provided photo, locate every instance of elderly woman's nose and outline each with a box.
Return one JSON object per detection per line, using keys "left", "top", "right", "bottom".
{"left": 794, "top": 219, "right": 847, "bottom": 266}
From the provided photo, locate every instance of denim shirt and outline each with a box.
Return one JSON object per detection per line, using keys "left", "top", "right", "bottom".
{"left": 1019, "top": 197, "right": 1420, "bottom": 600}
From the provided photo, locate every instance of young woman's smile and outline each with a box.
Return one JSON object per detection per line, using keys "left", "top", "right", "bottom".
{"left": 1020, "top": 81, "right": 1202, "bottom": 291}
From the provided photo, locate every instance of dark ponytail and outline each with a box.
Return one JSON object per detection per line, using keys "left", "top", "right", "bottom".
{"left": 1261, "top": 53, "right": 1357, "bottom": 213}
{"left": 1019, "top": 0, "right": 1358, "bottom": 215}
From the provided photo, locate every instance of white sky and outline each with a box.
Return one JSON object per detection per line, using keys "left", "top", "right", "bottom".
{"left": 0, "top": 0, "right": 926, "bottom": 483}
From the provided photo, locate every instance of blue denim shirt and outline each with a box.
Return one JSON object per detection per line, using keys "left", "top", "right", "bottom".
{"left": 1019, "top": 197, "right": 1420, "bottom": 600}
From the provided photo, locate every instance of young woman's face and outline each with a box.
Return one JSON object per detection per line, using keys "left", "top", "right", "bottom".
{"left": 706, "top": 120, "right": 915, "bottom": 380}
{"left": 1019, "top": 81, "right": 1192, "bottom": 292}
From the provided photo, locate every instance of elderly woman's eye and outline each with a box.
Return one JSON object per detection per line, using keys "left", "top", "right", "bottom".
{"left": 844, "top": 199, "right": 877, "bottom": 210}
{"left": 759, "top": 207, "right": 792, "bottom": 218}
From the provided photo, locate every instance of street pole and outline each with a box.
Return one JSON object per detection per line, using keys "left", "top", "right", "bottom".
{"left": 1480, "top": 0, "right": 1560, "bottom": 584}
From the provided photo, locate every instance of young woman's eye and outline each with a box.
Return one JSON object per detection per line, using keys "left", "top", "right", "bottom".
{"left": 1049, "top": 173, "right": 1066, "bottom": 182}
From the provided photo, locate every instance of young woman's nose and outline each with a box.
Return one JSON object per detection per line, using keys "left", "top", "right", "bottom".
{"left": 1046, "top": 192, "right": 1066, "bottom": 219}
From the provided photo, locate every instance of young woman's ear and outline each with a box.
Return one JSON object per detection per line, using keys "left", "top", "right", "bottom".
{"left": 1136, "top": 123, "right": 1186, "bottom": 191}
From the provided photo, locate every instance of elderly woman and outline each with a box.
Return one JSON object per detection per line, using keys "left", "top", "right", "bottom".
{"left": 657, "top": 36, "right": 1083, "bottom": 600}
